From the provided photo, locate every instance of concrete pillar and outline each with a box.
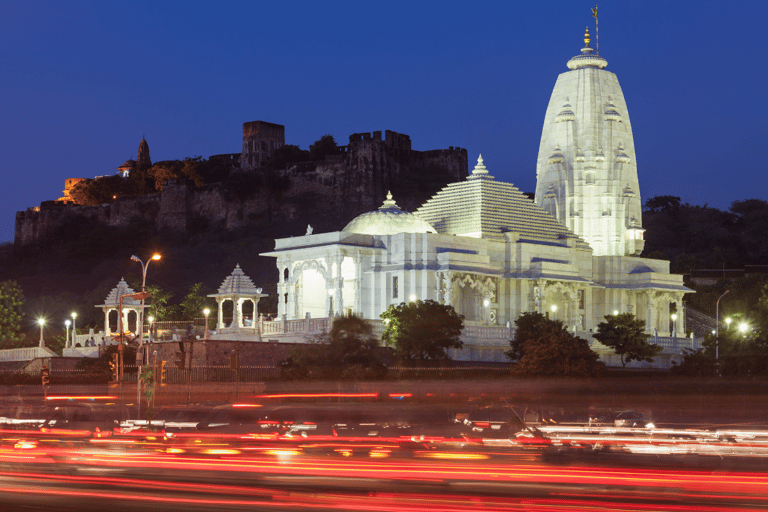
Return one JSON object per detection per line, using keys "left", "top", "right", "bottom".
{"left": 217, "top": 298, "right": 224, "bottom": 330}
{"left": 277, "top": 262, "right": 286, "bottom": 319}
{"left": 335, "top": 257, "right": 343, "bottom": 315}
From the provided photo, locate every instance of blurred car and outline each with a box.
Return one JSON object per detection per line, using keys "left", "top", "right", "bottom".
{"left": 154, "top": 406, "right": 211, "bottom": 432}
{"left": 0, "top": 397, "right": 47, "bottom": 430}
{"left": 39, "top": 403, "right": 127, "bottom": 435}
{"left": 614, "top": 410, "right": 653, "bottom": 428}
{"left": 195, "top": 404, "right": 269, "bottom": 434}
{"left": 463, "top": 405, "right": 526, "bottom": 438}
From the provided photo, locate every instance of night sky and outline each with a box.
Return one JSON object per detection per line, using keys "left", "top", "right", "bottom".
{"left": 1, "top": 1, "right": 766, "bottom": 243}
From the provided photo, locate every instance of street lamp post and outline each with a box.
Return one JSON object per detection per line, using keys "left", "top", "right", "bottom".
{"left": 71, "top": 312, "right": 77, "bottom": 347}
{"left": 38, "top": 318, "right": 45, "bottom": 348}
{"left": 715, "top": 290, "right": 730, "bottom": 362}
{"left": 131, "top": 253, "right": 161, "bottom": 360}
{"left": 148, "top": 316, "right": 154, "bottom": 344}
{"left": 65, "top": 319, "right": 71, "bottom": 348}
{"left": 203, "top": 309, "right": 210, "bottom": 339}
{"left": 671, "top": 313, "right": 678, "bottom": 337}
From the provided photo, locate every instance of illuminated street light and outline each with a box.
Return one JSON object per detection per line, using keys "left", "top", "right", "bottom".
{"left": 613, "top": 310, "right": 619, "bottom": 315}
{"left": 65, "top": 319, "right": 71, "bottom": 347}
{"left": 131, "top": 253, "right": 161, "bottom": 356}
{"left": 725, "top": 317, "right": 732, "bottom": 329}
{"left": 148, "top": 316, "right": 154, "bottom": 343}
{"left": 203, "top": 308, "right": 210, "bottom": 339}
{"left": 38, "top": 318, "right": 45, "bottom": 347}
{"left": 739, "top": 322, "right": 749, "bottom": 334}
{"left": 409, "top": 294, "right": 417, "bottom": 302}
{"left": 715, "top": 290, "right": 730, "bottom": 362}
{"left": 71, "top": 312, "right": 77, "bottom": 347}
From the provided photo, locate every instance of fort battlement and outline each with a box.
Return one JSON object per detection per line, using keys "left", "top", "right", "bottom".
{"left": 348, "top": 130, "right": 412, "bottom": 151}
{"left": 15, "top": 122, "right": 469, "bottom": 248}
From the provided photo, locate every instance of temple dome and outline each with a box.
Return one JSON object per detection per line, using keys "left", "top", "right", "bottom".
{"left": 342, "top": 192, "right": 436, "bottom": 235}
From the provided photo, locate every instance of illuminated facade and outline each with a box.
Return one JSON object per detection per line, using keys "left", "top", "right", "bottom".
{"left": 263, "top": 157, "right": 691, "bottom": 364}
{"left": 535, "top": 29, "right": 644, "bottom": 257}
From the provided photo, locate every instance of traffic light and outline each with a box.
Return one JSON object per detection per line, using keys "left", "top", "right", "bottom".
{"left": 110, "top": 353, "right": 119, "bottom": 382}
{"left": 41, "top": 365, "right": 50, "bottom": 387}
{"left": 175, "top": 351, "right": 185, "bottom": 369}
{"left": 160, "top": 360, "right": 167, "bottom": 386}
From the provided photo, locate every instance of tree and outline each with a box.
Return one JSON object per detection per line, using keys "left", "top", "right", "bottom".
{"left": 179, "top": 283, "right": 217, "bottom": 320}
{"left": 593, "top": 313, "right": 661, "bottom": 368}
{"left": 643, "top": 195, "right": 682, "bottom": 214}
{"left": 507, "top": 312, "right": 606, "bottom": 377}
{"left": 145, "top": 285, "right": 177, "bottom": 321}
{"left": 380, "top": 300, "right": 463, "bottom": 363}
{"left": 281, "top": 314, "right": 385, "bottom": 380}
{"left": 309, "top": 134, "right": 339, "bottom": 160}
{"left": 670, "top": 348, "right": 717, "bottom": 377}
{"left": 268, "top": 144, "right": 310, "bottom": 169}
{"left": 0, "top": 280, "right": 25, "bottom": 345}
{"left": 506, "top": 312, "right": 557, "bottom": 361}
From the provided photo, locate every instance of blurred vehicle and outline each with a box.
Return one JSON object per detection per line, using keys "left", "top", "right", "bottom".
{"left": 39, "top": 403, "right": 127, "bottom": 435}
{"left": 0, "top": 397, "right": 47, "bottom": 430}
{"left": 463, "top": 405, "right": 526, "bottom": 438}
{"left": 614, "top": 410, "right": 653, "bottom": 428}
{"left": 196, "top": 404, "right": 269, "bottom": 434}
{"left": 154, "top": 406, "right": 211, "bottom": 432}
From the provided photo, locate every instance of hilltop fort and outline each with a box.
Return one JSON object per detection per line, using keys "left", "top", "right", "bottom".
{"left": 14, "top": 121, "right": 467, "bottom": 247}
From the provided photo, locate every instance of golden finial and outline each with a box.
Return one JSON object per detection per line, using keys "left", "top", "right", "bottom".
{"left": 584, "top": 26, "right": 591, "bottom": 48}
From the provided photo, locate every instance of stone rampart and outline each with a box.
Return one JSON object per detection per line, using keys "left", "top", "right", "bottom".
{"left": 14, "top": 130, "right": 469, "bottom": 247}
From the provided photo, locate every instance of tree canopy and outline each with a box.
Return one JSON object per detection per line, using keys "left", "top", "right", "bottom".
{"left": 281, "top": 315, "right": 385, "bottom": 380}
{"left": 593, "top": 313, "right": 661, "bottom": 368}
{"left": 179, "top": 283, "right": 217, "bottom": 320}
{"left": 380, "top": 300, "right": 463, "bottom": 363}
{"left": 507, "top": 312, "right": 606, "bottom": 377}
{"left": 309, "top": 134, "right": 340, "bottom": 160}
{"left": 0, "top": 280, "right": 25, "bottom": 345}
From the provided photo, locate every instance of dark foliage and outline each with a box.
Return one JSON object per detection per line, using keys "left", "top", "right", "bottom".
{"left": 507, "top": 312, "right": 606, "bottom": 377}
{"left": 280, "top": 315, "right": 387, "bottom": 380}
{"left": 380, "top": 300, "right": 464, "bottom": 363}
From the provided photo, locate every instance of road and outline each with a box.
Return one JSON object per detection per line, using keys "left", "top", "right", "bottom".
{"left": 2, "top": 432, "right": 768, "bottom": 511}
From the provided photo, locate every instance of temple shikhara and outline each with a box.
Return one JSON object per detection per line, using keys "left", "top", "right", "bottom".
{"left": 261, "top": 27, "right": 694, "bottom": 367}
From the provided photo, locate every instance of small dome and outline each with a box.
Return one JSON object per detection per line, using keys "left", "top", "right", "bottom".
{"left": 342, "top": 192, "right": 436, "bottom": 235}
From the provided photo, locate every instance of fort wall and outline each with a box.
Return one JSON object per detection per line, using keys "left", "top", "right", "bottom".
{"left": 14, "top": 129, "right": 468, "bottom": 247}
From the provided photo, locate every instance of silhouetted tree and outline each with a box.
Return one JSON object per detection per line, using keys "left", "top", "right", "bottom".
{"left": 380, "top": 300, "right": 463, "bottom": 363}
{"left": 593, "top": 313, "right": 661, "bottom": 368}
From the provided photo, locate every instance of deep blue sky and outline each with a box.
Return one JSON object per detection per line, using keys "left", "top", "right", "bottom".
{"left": 2, "top": 1, "right": 766, "bottom": 243}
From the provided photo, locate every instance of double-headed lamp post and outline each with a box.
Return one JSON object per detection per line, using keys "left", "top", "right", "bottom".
{"left": 715, "top": 290, "right": 731, "bottom": 362}
{"left": 131, "top": 254, "right": 161, "bottom": 349}
{"left": 38, "top": 318, "right": 45, "bottom": 348}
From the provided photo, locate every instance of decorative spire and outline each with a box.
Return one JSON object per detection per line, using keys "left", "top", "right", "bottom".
{"left": 584, "top": 26, "right": 591, "bottom": 48}
{"left": 379, "top": 191, "right": 401, "bottom": 210}
{"left": 468, "top": 154, "right": 493, "bottom": 180}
